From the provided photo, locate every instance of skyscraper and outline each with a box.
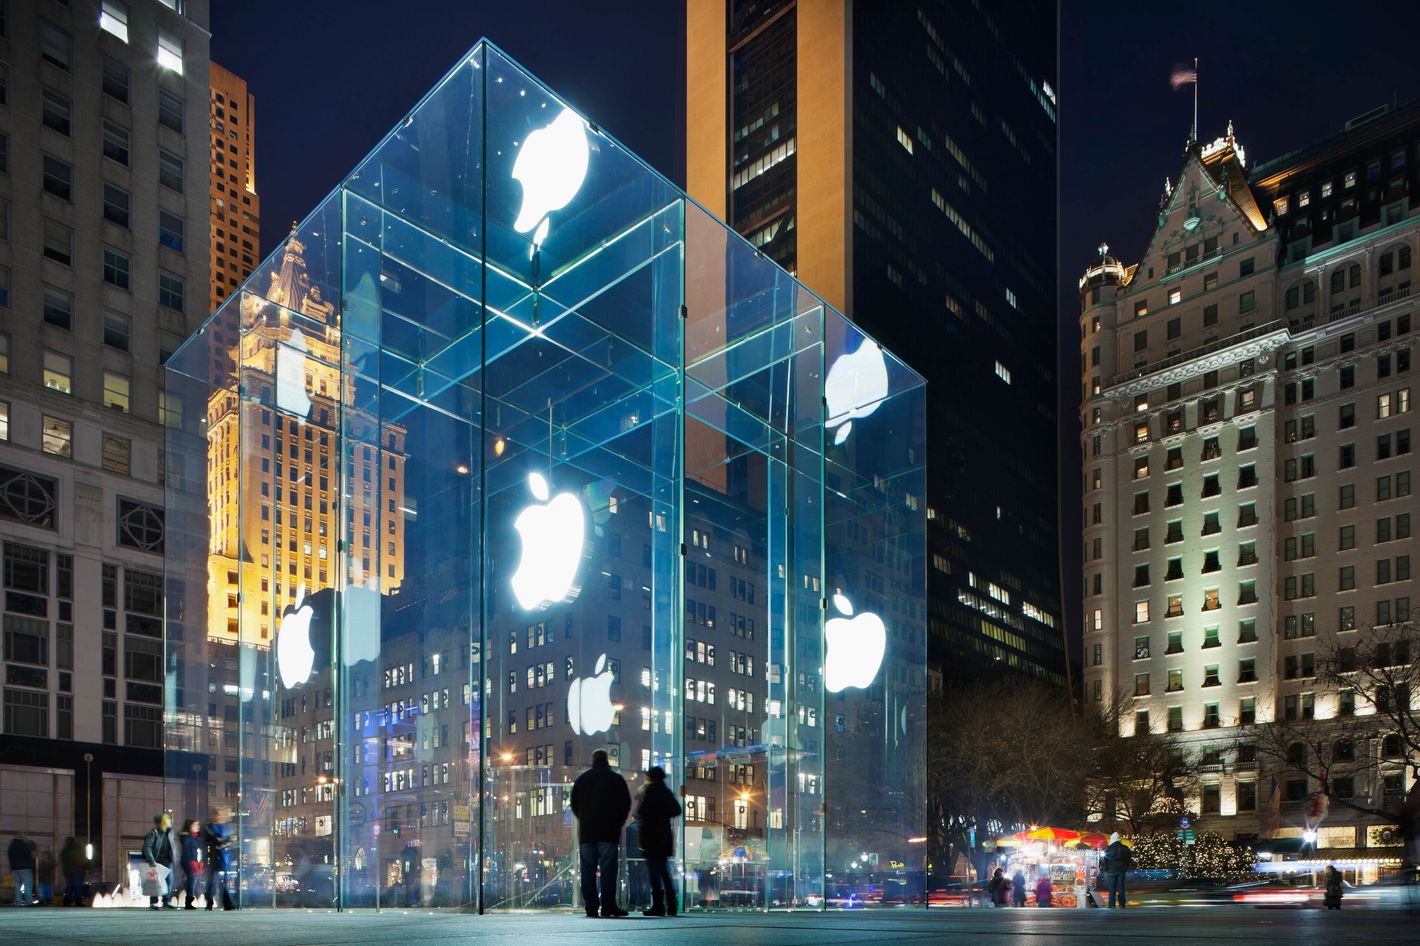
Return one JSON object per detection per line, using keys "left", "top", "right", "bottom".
{"left": 0, "top": 0, "right": 211, "bottom": 881}
{"left": 686, "top": 0, "right": 1064, "bottom": 687}
{"left": 1079, "top": 105, "right": 1420, "bottom": 855}
{"left": 208, "top": 61, "right": 259, "bottom": 315}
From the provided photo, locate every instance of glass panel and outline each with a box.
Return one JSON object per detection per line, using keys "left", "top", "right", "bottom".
{"left": 823, "top": 311, "right": 928, "bottom": 904}
{"left": 166, "top": 40, "right": 924, "bottom": 915}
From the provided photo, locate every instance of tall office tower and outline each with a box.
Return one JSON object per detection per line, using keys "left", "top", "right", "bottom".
{"left": 686, "top": 0, "right": 1064, "bottom": 688}
{"left": 208, "top": 62, "right": 259, "bottom": 316}
{"left": 1079, "top": 106, "right": 1420, "bottom": 859}
{"left": 0, "top": 0, "right": 212, "bottom": 881}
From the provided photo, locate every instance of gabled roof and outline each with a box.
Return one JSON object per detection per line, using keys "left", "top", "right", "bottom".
{"left": 1124, "top": 128, "right": 1269, "bottom": 281}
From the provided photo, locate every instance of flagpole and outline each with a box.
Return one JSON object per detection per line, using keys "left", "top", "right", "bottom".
{"left": 1192, "top": 57, "right": 1199, "bottom": 144}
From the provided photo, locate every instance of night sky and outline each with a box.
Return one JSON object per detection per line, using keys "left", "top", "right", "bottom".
{"left": 215, "top": 1, "right": 1420, "bottom": 670}
{"left": 211, "top": 1, "right": 685, "bottom": 256}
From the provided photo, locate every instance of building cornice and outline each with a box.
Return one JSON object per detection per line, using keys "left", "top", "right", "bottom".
{"left": 1105, "top": 322, "right": 1290, "bottom": 397}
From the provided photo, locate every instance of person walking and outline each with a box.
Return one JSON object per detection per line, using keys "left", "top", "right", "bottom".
{"left": 1010, "top": 868, "right": 1027, "bottom": 907}
{"left": 987, "top": 867, "right": 1008, "bottom": 906}
{"left": 1323, "top": 864, "right": 1344, "bottom": 910}
{"left": 179, "top": 821, "right": 203, "bottom": 909}
{"left": 570, "top": 749, "right": 632, "bottom": 918}
{"left": 8, "top": 834, "right": 38, "bottom": 906}
{"left": 635, "top": 765, "right": 683, "bottom": 917}
{"left": 1034, "top": 872, "right": 1053, "bottom": 907}
{"left": 400, "top": 840, "right": 422, "bottom": 907}
{"left": 203, "top": 807, "right": 236, "bottom": 911}
{"left": 59, "top": 837, "right": 87, "bottom": 907}
{"left": 142, "top": 814, "right": 176, "bottom": 910}
{"left": 1101, "top": 832, "right": 1133, "bottom": 909}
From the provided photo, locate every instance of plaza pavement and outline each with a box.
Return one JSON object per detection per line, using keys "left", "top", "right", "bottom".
{"left": 0, "top": 903, "right": 1416, "bottom": 946}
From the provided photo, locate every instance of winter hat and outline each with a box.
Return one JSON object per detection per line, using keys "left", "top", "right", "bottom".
{"left": 1109, "top": 832, "right": 1121, "bottom": 843}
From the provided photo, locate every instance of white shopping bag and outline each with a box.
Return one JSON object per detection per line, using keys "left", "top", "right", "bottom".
{"left": 140, "top": 863, "right": 170, "bottom": 898}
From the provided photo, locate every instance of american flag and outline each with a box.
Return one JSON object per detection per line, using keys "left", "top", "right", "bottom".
{"left": 1170, "top": 66, "right": 1198, "bottom": 90}
{"left": 1261, "top": 776, "right": 1282, "bottom": 839}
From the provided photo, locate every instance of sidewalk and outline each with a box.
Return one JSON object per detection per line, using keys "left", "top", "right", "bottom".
{"left": 1, "top": 904, "right": 1417, "bottom": 946}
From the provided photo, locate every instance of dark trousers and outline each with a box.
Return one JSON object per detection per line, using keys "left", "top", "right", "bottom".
{"left": 1107, "top": 872, "right": 1126, "bottom": 908}
{"left": 206, "top": 866, "right": 235, "bottom": 910}
{"left": 646, "top": 854, "right": 674, "bottom": 907}
{"left": 579, "top": 841, "right": 619, "bottom": 913}
{"left": 62, "top": 871, "right": 85, "bottom": 906}
{"left": 182, "top": 861, "right": 201, "bottom": 904}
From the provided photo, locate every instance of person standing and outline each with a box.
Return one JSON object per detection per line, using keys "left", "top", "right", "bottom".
{"left": 1101, "top": 832, "right": 1133, "bottom": 909}
{"left": 59, "top": 837, "right": 87, "bottom": 907}
{"left": 635, "top": 766, "right": 683, "bottom": 917}
{"left": 142, "top": 814, "right": 176, "bottom": 910}
{"left": 399, "top": 839, "right": 422, "bottom": 907}
{"left": 8, "top": 833, "right": 38, "bottom": 905}
{"left": 179, "top": 821, "right": 203, "bottom": 909}
{"left": 203, "top": 807, "right": 236, "bottom": 911}
{"left": 1323, "top": 864, "right": 1344, "bottom": 910}
{"left": 1010, "top": 868, "right": 1027, "bottom": 907}
{"left": 1034, "top": 872, "right": 1053, "bottom": 907}
{"left": 570, "top": 749, "right": 632, "bottom": 918}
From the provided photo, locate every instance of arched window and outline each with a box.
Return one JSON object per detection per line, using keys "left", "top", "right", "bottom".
{"left": 1401, "top": 245, "right": 1412, "bottom": 270}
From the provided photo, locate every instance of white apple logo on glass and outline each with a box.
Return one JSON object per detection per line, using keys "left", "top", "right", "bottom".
{"left": 510, "top": 472, "right": 585, "bottom": 611}
{"left": 823, "top": 593, "right": 886, "bottom": 693}
{"left": 512, "top": 107, "right": 590, "bottom": 251}
{"left": 341, "top": 584, "right": 381, "bottom": 667}
{"left": 276, "top": 331, "right": 313, "bottom": 420}
{"left": 825, "top": 338, "right": 889, "bottom": 445}
{"left": 276, "top": 583, "right": 316, "bottom": 689}
{"left": 567, "top": 653, "right": 616, "bottom": 736}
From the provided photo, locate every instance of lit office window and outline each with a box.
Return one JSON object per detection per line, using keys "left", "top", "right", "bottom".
{"left": 43, "top": 351, "right": 73, "bottom": 394}
{"left": 42, "top": 416, "right": 72, "bottom": 457}
{"left": 103, "top": 371, "right": 130, "bottom": 413}
{"left": 157, "top": 30, "right": 183, "bottom": 73}
{"left": 100, "top": 1, "right": 130, "bottom": 42}
{"left": 896, "top": 126, "right": 913, "bottom": 154}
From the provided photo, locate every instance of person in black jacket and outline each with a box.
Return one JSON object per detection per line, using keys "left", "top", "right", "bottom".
{"left": 59, "top": 837, "right": 88, "bottom": 906}
{"left": 1100, "top": 832, "right": 1133, "bottom": 909}
{"left": 142, "top": 814, "right": 175, "bottom": 910}
{"left": 9, "top": 834, "right": 38, "bottom": 905}
{"left": 636, "top": 766, "right": 683, "bottom": 917}
{"left": 569, "top": 749, "right": 632, "bottom": 918}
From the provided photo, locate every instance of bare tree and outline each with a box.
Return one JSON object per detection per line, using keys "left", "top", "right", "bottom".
{"left": 1318, "top": 621, "right": 1420, "bottom": 780}
{"left": 1247, "top": 621, "right": 1420, "bottom": 823}
{"left": 1084, "top": 692, "right": 1200, "bottom": 836}
{"left": 926, "top": 682, "right": 1096, "bottom": 877}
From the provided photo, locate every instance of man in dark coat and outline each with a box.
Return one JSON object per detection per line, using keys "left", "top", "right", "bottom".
{"left": 142, "top": 814, "right": 175, "bottom": 909}
{"left": 400, "top": 840, "right": 422, "bottom": 907}
{"left": 59, "top": 837, "right": 88, "bottom": 906}
{"left": 570, "top": 749, "right": 632, "bottom": 918}
{"left": 636, "top": 766, "right": 683, "bottom": 917}
{"left": 8, "top": 834, "right": 38, "bottom": 905}
{"left": 1100, "top": 832, "right": 1133, "bottom": 908}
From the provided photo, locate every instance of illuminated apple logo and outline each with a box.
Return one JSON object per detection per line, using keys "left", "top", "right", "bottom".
{"left": 510, "top": 472, "right": 585, "bottom": 610}
{"left": 276, "top": 583, "right": 316, "bottom": 689}
{"left": 568, "top": 653, "right": 615, "bottom": 736}
{"left": 341, "top": 584, "right": 381, "bottom": 667}
{"left": 825, "top": 338, "right": 889, "bottom": 445}
{"left": 823, "top": 593, "right": 886, "bottom": 693}
{"left": 276, "top": 331, "right": 313, "bottom": 420}
{"left": 511, "top": 108, "right": 590, "bottom": 250}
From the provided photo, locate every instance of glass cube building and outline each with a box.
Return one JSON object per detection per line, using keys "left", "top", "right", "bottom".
{"left": 163, "top": 42, "right": 926, "bottom": 911}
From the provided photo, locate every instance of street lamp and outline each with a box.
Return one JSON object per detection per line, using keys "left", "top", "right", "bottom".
{"left": 83, "top": 753, "right": 94, "bottom": 863}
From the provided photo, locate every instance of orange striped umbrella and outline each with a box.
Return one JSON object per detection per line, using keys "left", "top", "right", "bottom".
{"left": 1024, "top": 827, "right": 1080, "bottom": 843}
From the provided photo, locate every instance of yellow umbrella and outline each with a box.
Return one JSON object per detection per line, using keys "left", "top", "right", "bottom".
{"left": 1024, "top": 827, "right": 1080, "bottom": 843}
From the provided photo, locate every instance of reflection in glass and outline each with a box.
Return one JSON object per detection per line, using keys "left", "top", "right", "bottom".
{"left": 165, "top": 41, "right": 925, "bottom": 914}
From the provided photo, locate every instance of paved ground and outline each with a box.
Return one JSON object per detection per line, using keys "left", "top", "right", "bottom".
{"left": 1, "top": 905, "right": 1417, "bottom": 946}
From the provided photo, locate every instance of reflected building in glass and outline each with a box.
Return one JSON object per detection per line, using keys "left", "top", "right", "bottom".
{"left": 164, "top": 42, "right": 925, "bottom": 911}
